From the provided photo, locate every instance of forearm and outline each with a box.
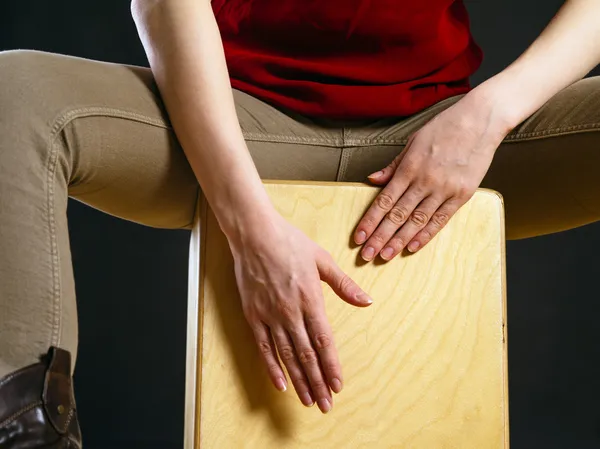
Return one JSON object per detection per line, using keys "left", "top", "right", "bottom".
{"left": 473, "top": 0, "right": 600, "bottom": 131}
{"left": 131, "top": 0, "right": 274, "bottom": 243}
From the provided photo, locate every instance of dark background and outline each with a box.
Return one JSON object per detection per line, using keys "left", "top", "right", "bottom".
{"left": 1, "top": 1, "right": 600, "bottom": 448}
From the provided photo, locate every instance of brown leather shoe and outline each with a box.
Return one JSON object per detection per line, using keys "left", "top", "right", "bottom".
{"left": 0, "top": 347, "right": 82, "bottom": 448}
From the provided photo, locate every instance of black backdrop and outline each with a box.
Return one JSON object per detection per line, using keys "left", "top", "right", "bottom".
{"left": 1, "top": 1, "right": 600, "bottom": 448}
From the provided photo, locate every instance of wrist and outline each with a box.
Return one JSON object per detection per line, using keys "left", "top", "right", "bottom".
{"left": 214, "top": 192, "right": 280, "bottom": 250}
{"left": 464, "top": 79, "right": 523, "bottom": 136}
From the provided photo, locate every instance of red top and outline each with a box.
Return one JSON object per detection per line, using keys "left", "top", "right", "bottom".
{"left": 212, "top": 0, "right": 483, "bottom": 120}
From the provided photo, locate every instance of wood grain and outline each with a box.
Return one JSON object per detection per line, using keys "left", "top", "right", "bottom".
{"left": 185, "top": 181, "right": 508, "bottom": 449}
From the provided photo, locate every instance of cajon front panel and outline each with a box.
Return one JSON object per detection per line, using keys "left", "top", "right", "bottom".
{"left": 185, "top": 182, "right": 508, "bottom": 448}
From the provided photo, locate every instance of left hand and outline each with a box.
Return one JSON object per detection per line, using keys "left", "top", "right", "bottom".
{"left": 354, "top": 92, "right": 511, "bottom": 261}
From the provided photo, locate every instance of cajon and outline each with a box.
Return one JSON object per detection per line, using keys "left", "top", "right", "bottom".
{"left": 184, "top": 181, "right": 508, "bottom": 448}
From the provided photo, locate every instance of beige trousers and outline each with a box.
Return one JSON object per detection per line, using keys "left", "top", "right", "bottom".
{"left": 1, "top": 50, "right": 600, "bottom": 376}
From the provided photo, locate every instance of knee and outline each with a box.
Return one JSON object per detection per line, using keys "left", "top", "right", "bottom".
{"left": 0, "top": 50, "right": 50, "bottom": 119}
{"left": 0, "top": 51, "right": 63, "bottom": 173}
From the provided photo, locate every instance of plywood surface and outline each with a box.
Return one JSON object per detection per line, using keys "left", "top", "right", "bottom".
{"left": 185, "top": 181, "right": 508, "bottom": 449}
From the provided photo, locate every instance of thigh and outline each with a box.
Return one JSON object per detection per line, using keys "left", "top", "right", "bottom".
{"left": 481, "top": 77, "right": 600, "bottom": 239}
{"left": 5, "top": 51, "right": 344, "bottom": 230}
{"left": 0, "top": 50, "right": 343, "bottom": 372}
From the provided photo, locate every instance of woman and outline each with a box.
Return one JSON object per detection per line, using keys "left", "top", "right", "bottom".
{"left": 1, "top": 0, "right": 599, "bottom": 444}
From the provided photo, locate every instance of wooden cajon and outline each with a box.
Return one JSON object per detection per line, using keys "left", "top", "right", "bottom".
{"left": 184, "top": 181, "right": 508, "bottom": 449}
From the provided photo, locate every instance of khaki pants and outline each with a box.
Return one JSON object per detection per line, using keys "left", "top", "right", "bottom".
{"left": 1, "top": 50, "right": 600, "bottom": 376}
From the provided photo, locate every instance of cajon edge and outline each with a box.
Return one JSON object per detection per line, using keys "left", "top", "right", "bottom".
{"left": 184, "top": 192, "right": 208, "bottom": 449}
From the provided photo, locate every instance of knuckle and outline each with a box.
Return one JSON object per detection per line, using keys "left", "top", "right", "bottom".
{"left": 279, "top": 345, "right": 296, "bottom": 362}
{"left": 361, "top": 215, "right": 378, "bottom": 229}
{"left": 324, "top": 361, "right": 340, "bottom": 375}
{"left": 313, "top": 332, "right": 333, "bottom": 350}
{"left": 420, "top": 173, "right": 437, "bottom": 189}
{"left": 419, "top": 228, "right": 433, "bottom": 242}
{"left": 298, "top": 348, "right": 318, "bottom": 365}
{"left": 257, "top": 341, "right": 272, "bottom": 356}
{"left": 431, "top": 211, "right": 450, "bottom": 228}
{"left": 376, "top": 192, "right": 395, "bottom": 210}
{"left": 338, "top": 273, "right": 355, "bottom": 294}
{"left": 410, "top": 210, "right": 429, "bottom": 227}
{"left": 399, "top": 159, "right": 416, "bottom": 176}
{"left": 370, "top": 232, "right": 387, "bottom": 245}
{"left": 387, "top": 206, "right": 408, "bottom": 225}
{"left": 276, "top": 300, "right": 296, "bottom": 321}
{"left": 391, "top": 234, "right": 406, "bottom": 249}
{"left": 266, "top": 359, "right": 279, "bottom": 370}
{"left": 311, "top": 380, "right": 328, "bottom": 392}
{"left": 455, "top": 182, "right": 475, "bottom": 199}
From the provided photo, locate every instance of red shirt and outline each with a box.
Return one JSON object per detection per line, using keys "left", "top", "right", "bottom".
{"left": 212, "top": 1, "right": 482, "bottom": 120}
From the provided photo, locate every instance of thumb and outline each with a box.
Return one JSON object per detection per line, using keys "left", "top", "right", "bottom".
{"left": 317, "top": 251, "right": 373, "bottom": 307}
{"left": 368, "top": 137, "right": 412, "bottom": 184}
{"left": 367, "top": 166, "right": 394, "bottom": 185}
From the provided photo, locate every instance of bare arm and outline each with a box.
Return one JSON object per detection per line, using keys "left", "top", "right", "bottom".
{"left": 476, "top": 0, "right": 600, "bottom": 130}
{"left": 131, "top": 0, "right": 372, "bottom": 413}
{"left": 131, "top": 0, "right": 270, "bottom": 242}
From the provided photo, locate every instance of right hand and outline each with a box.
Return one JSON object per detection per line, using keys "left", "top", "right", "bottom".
{"left": 229, "top": 211, "right": 373, "bottom": 414}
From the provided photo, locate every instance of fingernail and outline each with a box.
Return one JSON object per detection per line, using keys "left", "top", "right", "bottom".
{"left": 301, "top": 392, "right": 314, "bottom": 407}
{"left": 368, "top": 170, "right": 383, "bottom": 178}
{"left": 356, "top": 230, "right": 367, "bottom": 244}
{"left": 317, "top": 398, "right": 332, "bottom": 414}
{"left": 381, "top": 247, "right": 394, "bottom": 260}
{"left": 356, "top": 292, "right": 373, "bottom": 304}
{"left": 330, "top": 378, "right": 343, "bottom": 393}
{"left": 362, "top": 246, "right": 375, "bottom": 260}
{"left": 275, "top": 377, "right": 287, "bottom": 392}
{"left": 408, "top": 241, "right": 420, "bottom": 252}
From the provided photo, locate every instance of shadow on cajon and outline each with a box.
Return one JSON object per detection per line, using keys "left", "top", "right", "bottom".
{"left": 184, "top": 181, "right": 508, "bottom": 448}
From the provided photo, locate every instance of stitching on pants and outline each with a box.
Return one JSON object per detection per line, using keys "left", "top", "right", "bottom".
{"left": 243, "top": 132, "right": 408, "bottom": 146}
{"left": 343, "top": 138, "right": 409, "bottom": 146}
{"left": 49, "top": 107, "right": 347, "bottom": 146}
{"left": 242, "top": 131, "right": 343, "bottom": 147}
{"left": 46, "top": 106, "right": 177, "bottom": 349}
{"left": 337, "top": 148, "right": 351, "bottom": 181}
{"left": 503, "top": 123, "right": 600, "bottom": 142}
{"left": 337, "top": 125, "right": 349, "bottom": 181}
{"left": 46, "top": 133, "right": 61, "bottom": 348}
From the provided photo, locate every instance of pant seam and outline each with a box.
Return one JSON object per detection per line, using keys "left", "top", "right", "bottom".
{"left": 48, "top": 106, "right": 346, "bottom": 147}
{"left": 343, "top": 138, "right": 410, "bottom": 146}
{"left": 46, "top": 106, "right": 176, "bottom": 349}
{"left": 504, "top": 122, "right": 600, "bottom": 142}
{"left": 243, "top": 133, "right": 410, "bottom": 146}
{"left": 242, "top": 131, "right": 343, "bottom": 147}
{"left": 46, "top": 135, "right": 61, "bottom": 349}
{"left": 50, "top": 107, "right": 173, "bottom": 134}
{"left": 337, "top": 148, "right": 351, "bottom": 181}
{"left": 337, "top": 125, "right": 349, "bottom": 181}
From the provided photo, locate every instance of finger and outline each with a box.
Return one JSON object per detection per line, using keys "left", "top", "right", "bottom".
{"left": 272, "top": 326, "right": 315, "bottom": 407}
{"left": 367, "top": 137, "right": 413, "bottom": 185}
{"left": 361, "top": 184, "right": 425, "bottom": 261}
{"left": 408, "top": 198, "right": 464, "bottom": 252}
{"left": 252, "top": 322, "right": 288, "bottom": 392}
{"left": 288, "top": 323, "right": 333, "bottom": 414}
{"left": 354, "top": 175, "right": 410, "bottom": 247}
{"left": 316, "top": 250, "right": 373, "bottom": 307}
{"left": 304, "top": 307, "right": 343, "bottom": 394}
{"left": 379, "top": 195, "right": 443, "bottom": 260}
